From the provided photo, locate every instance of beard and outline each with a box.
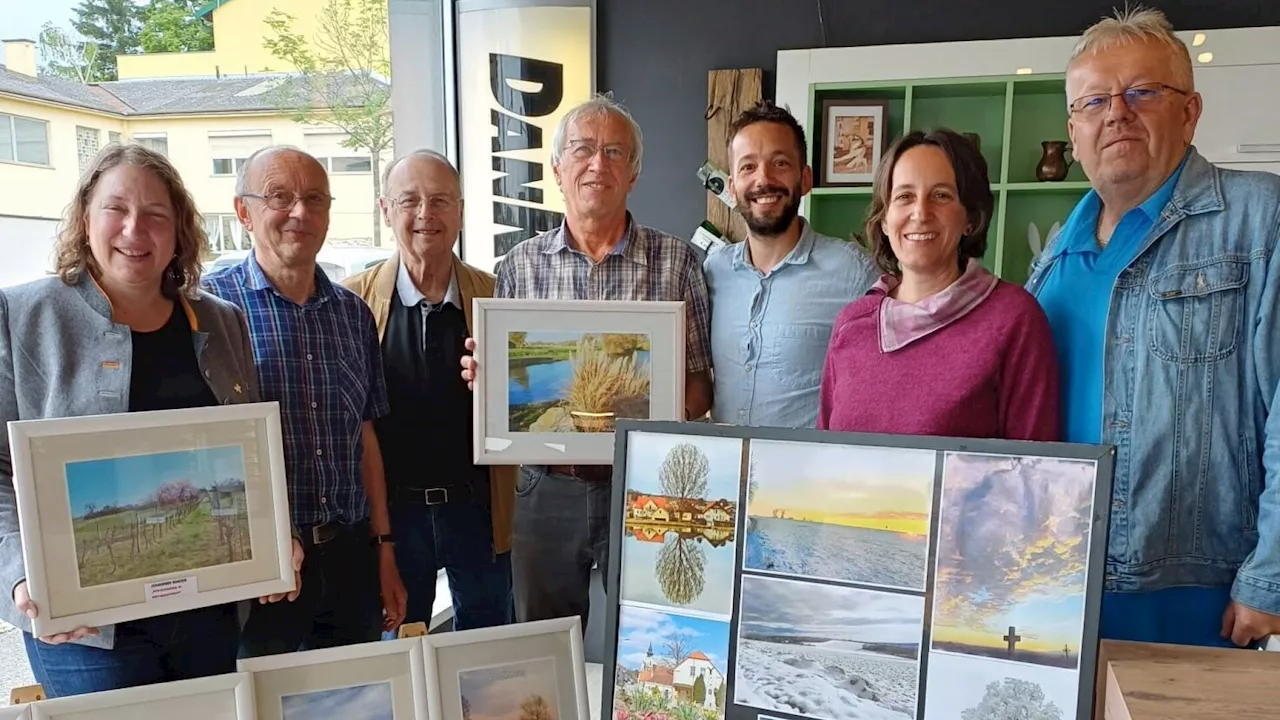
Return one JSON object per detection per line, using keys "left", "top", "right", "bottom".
{"left": 735, "top": 182, "right": 802, "bottom": 237}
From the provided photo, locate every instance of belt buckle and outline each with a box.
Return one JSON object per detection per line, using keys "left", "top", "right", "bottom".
{"left": 424, "top": 488, "right": 448, "bottom": 505}
{"left": 309, "top": 522, "right": 337, "bottom": 545}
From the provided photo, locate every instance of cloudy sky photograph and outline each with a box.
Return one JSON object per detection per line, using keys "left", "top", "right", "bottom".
{"left": 740, "top": 575, "right": 924, "bottom": 645}
{"left": 616, "top": 604, "right": 730, "bottom": 673}
{"left": 282, "top": 681, "right": 394, "bottom": 720}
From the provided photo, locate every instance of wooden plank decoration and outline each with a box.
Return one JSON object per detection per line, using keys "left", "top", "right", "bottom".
{"left": 706, "top": 68, "right": 763, "bottom": 244}
{"left": 1097, "top": 639, "right": 1280, "bottom": 719}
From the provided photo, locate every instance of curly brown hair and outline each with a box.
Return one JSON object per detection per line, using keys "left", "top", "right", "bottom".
{"left": 54, "top": 143, "right": 208, "bottom": 298}
{"left": 863, "top": 129, "right": 993, "bottom": 277}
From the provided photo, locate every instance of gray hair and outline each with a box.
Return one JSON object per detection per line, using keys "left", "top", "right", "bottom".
{"left": 233, "top": 144, "right": 321, "bottom": 195}
{"left": 550, "top": 92, "right": 644, "bottom": 176}
{"left": 380, "top": 148, "right": 461, "bottom": 196}
{"left": 1069, "top": 4, "right": 1195, "bottom": 89}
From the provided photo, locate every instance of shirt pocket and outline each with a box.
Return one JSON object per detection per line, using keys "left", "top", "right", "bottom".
{"left": 1146, "top": 258, "right": 1248, "bottom": 364}
{"left": 334, "top": 344, "right": 369, "bottom": 422}
{"left": 769, "top": 323, "right": 831, "bottom": 390}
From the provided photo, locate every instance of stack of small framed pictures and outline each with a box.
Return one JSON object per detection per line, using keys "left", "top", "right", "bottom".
{"left": 603, "top": 420, "right": 1114, "bottom": 720}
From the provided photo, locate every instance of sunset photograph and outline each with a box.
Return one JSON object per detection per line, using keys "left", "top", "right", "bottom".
{"left": 744, "top": 439, "right": 938, "bottom": 591}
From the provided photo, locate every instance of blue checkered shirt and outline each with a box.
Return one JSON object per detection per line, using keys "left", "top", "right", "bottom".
{"left": 203, "top": 254, "right": 390, "bottom": 528}
{"left": 496, "top": 214, "right": 713, "bottom": 373}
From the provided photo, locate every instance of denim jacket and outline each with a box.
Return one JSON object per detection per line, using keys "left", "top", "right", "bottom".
{"left": 1026, "top": 147, "right": 1280, "bottom": 614}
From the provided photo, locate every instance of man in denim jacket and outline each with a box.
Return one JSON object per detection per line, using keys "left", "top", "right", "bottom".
{"left": 1030, "top": 6, "right": 1280, "bottom": 648}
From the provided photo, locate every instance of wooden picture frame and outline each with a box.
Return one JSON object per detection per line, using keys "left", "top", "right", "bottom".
{"left": 29, "top": 672, "right": 255, "bottom": 719}
{"left": 819, "top": 98, "right": 891, "bottom": 186}
{"left": 237, "top": 636, "right": 429, "bottom": 719}
{"left": 602, "top": 420, "right": 1116, "bottom": 720}
{"left": 9, "top": 402, "right": 296, "bottom": 637}
{"left": 471, "top": 298, "right": 686, "bottom": 466}
{"left": 424, "top": 616, "right": 591, "bottom": 720}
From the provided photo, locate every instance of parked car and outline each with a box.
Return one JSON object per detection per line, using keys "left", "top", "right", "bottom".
{"left": 205, "top": 246, "right": 394, "bottom": 282}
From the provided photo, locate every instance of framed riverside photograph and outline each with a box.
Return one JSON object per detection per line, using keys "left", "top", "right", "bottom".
{"left": 471, "top": 298, "right": 686, "bottom": 465}
{"left": 603, "top": 420, "right": 1115, "bottom": 720}
{"left": 819, "top": 99, "right": 890, "bottom": 186}
{"left": 9, "top": 402, "right": 296, "bottom": 638}
{"left": 237, "top": 636, "right": 428, "bottom": 719}
{"left": 424, "top": 616, "right": 591, "bottom": 720}
{"left": 29, "top": 672, "right": 254, "bottom": 720}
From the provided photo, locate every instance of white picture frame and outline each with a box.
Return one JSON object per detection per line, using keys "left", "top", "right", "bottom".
{"left": 9, "top": 402, "right": 296, "bottom": 638}
{"left": 29, "top": 672, "right": 255, "bottom": 719}
{"left": 472, "top": 298, "right": 687, "bottom": 465}
{"left": 237, "top": 635, "right": 429, "bottom": 719}
{"left": 424, "top": 616, "right": 591, "bottom": 720}
{"left": 0, "top": 706, "right": 30, "bottom": 720}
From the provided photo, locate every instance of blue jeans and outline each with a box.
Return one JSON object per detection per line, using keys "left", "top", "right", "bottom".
{"left": 384, "top": 482, "right": 513, "bottom": 633}
{"left": 23, "top": 603, "right": 239, "bottom": 698}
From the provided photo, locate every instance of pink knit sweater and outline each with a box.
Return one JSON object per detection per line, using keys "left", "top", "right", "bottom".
{"left": 816, "top": 280, "right": 1061, "bottom": 441}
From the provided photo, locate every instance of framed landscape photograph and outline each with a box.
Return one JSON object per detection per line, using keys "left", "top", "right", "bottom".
{"left": 237, "top": 636, "right": 428, "bottom": 720}
{"left": 424, "top": 616, "right": 591, "bottom": 720}
{"left": 471, "top": 298, "right": 686, "bottom": 465}
{"left": 819, "top": 99, "right": 890, "bottom": 186}
{"left": 603, "top": 420, "right": 1115, "bottom": 720}
{"left": 9, "top": 402, "right": 296, "bottom": 638}
{"left": 29, "top": 672, "right": 254, "bottom": 720}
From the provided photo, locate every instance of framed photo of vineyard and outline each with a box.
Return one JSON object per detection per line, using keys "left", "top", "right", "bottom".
{"left": 423, "top": 616, "right": 591, "bottom": 720}
{"left": 9, "top": 401, "right": 296, "bottom": 637}
{"left": 602, "top": 420, "right": 1116, "bottom": 720}
{"left": 470, "top": 298, "right": 686, "bottom": 465}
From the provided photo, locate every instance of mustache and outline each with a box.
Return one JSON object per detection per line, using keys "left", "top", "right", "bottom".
{"left": 745, "top": 185, "right": 790, "bottom": 201}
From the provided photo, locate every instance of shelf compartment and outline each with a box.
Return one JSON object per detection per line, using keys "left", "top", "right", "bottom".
{"left": 1007, "top": 79, "right": 1088, "bottom": 184}
{"left": 811, "top": 86, "right": 909, "bottom": 185}
{"left": 908, "top": 81, "right": 1010, "bottom": 186}
{"left": 808, "top": 193, "right": 875, "bottom": 245}
{"left": 998, "top": 186, "right": 1090, "bottom": 286}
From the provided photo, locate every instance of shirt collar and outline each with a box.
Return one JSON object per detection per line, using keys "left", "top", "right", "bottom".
{"left": 730, "top": 218, "right": 819, "bottom": 272}
{"left": 543, "top": 211, "right": 648, "bottom": 266}
{"left": 396, "top": 258, "right": 460, "bottom": 308}
{"left": 242, "top": 250, "right": 335, "bottom": 302}
{"left": 1056, "top": 147, "right": 1192, "bottom": 257}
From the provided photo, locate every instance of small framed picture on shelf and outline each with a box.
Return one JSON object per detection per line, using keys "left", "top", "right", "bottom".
{"left": 471, "top": 298, "right": 686, "bottom": 466}
{"left": 29, "top": 672, "right": 255, "bottom": 720}
{"left": 9, "top": 402, "right": 297, "bottom": 638}
{"left": 237, "top": 636, "right": 428, "bottom": 719}
{"left": 819, "top": 98, "right": 891, "bottom": 186}
{"left": 424, "top": 616, "right": 591, "bottom": 720}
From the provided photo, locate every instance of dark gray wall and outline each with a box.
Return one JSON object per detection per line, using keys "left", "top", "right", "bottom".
{"left": 598, "top": 0, "right": 1280, "bottom": 238}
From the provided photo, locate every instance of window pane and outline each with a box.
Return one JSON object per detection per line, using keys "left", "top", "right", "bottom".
{"left": 76, "top": 126, "right": 100, "bottom": 174}
{"left": 138, "top": 136, "right": 168, "bottom": 156}
{"left": 14, "top": 118, "right": 48, "bottom": 165}
{"left": 332, "top": 156, "right": 371, "bottom": 173}
{"left": 109, "top": 131, "right": 121, "bottom": 145}
{"left": 212, "top": 158, "right": 235, "bottom": 175}
{"left": 0, "top": 116, "right": 13, "bottom": 163}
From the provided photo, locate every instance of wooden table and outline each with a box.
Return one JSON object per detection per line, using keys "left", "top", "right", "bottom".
{"left": 1097, "top": 639, "right": 1280, "bottom": 719}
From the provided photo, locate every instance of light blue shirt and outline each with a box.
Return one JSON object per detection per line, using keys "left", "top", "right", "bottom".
{"left": 704, "top": 219, "right": 878, "bottom": 429}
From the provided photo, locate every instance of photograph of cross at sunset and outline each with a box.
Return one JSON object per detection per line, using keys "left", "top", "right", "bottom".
{"left": 930, "top": 452, "right": 1099, "bottom": 670}
{"left": 743, "top": 439, "right": 938, "bottom": 591}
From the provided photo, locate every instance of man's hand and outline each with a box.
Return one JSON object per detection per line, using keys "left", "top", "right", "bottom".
{"left": 461, "top": 337, "right": 479, "bottom": 391}
{"left": 13, "top": 581, "right": 99, "bottom": 645}
{"left": 1222, "top": 600, "right": 1280, "bottom": 647}
{"left": 258, "top": 538, "right": 304, "bottom": 604}
{"left": 378, "top": 545, "right": 407, "bottom": 631}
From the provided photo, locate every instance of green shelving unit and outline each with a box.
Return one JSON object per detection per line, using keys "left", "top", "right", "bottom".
{"left": 805, "top": 73, "right": 1092, "bottom": 286}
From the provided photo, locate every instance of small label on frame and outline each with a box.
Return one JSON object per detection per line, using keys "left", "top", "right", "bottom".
{"left": 145, "top": 576, "right": 197, "bottom": 601}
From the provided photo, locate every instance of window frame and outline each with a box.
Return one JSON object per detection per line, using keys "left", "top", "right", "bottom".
{"left": 0, "top": 112, "right": 52, "bottom": 168}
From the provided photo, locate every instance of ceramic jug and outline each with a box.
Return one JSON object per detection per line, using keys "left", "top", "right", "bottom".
{"left": 1036, "top": 141, "right": 1074, "bottom": 182}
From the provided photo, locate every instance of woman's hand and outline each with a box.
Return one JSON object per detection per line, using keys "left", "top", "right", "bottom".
{"left": 13, "top": 581, "right": 99, "bottom": 645}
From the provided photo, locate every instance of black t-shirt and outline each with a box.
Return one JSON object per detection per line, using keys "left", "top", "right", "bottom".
{"left": 128, "top": 302, "right": 219, "bottom": 413}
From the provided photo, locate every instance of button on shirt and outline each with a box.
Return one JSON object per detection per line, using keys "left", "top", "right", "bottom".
{"left": 704, "top": 220, "right": 878, "bottom": 428}
{"left": 203, "top": 254, "right": 391, "bottom": 527}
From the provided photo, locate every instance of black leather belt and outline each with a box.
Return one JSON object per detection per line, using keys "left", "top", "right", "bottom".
{"left": 397, "top": 486, "right": 457, "bottom": 505}
{"left": 302, "top": 518, "right": 367, "bottom": 546}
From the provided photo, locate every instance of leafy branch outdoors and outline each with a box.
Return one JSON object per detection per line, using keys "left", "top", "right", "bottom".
{"left": 263, "top": 0, "right": 394, "bottom": 246}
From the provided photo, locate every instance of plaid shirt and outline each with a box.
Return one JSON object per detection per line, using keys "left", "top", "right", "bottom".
{"left": 496, "top": 214, "right": 712, "bottom": 373}
{"left": 203, "top": 254, "right": 391, "bottom": 528}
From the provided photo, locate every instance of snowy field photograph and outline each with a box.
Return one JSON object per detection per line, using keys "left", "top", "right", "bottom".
{"left": 744, "top": 439, "right": 936, "bottom": 591}
{"left": 922, "top": 650, "right": 1079, "bottom": 720}
{"left": 930, "top": 453, "right": 1097, "bottom": 669}
{"left": 734, "top": 574, "right": 923, "bottom": 720}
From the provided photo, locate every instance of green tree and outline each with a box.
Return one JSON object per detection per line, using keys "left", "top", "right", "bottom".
{"left": 509, "top": 332, "right": 528, "bottom": 348}
{"left": 139, "top": 0, "right": 213, "bottom": 53}
{"left": 714, "top": 682, "right": 725, "bottom": 710}
{"left": 38, "top": 22, "right": 106, "bottom": 83}
{"left": 70, "top": 0, "right": 144, "bottom": 81}
{"left": 263, "top": 0, "right": 393, "bottom": 246}
{"left": 659, "top": 443, "right": 709, "bottom": 499}
{"left": 692, "top": 675, "right": 706, "bottom": 705}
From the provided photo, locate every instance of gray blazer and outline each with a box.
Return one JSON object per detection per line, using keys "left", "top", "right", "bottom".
{"left": 0, "top": 275, "right": 261, "bottom": 649}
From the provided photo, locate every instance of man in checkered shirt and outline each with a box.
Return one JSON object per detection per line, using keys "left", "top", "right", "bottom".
{"left": 462, "top": 94, "right": 713, "bottom": 630}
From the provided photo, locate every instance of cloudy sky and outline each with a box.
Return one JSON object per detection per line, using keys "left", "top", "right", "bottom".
{"left": 749, "top": 439, "right": 936, "bottom": 519}
{"left": 460, "top": 658, "right": 561, "bottom": 720}
{"left": 740, "top": 575, "right": 924, "bottom": 645}
{"left": 625, "top": 431, "right": 743, "bottom": 501}
{"left": 616, "top": 604, "right": 729, "bottom": 673}
{"left": 282, "top": 681, "right": 394, "bottom": 720}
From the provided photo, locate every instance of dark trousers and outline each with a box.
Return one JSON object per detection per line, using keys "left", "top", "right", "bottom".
{"left": 511, "top": 466, "right": 611, "bottom": 631}
{"left": 23, "top": 603, "right": 239, "bottom": 698}
{"left": 237, "top": 520, "right": 382, "bottom": 659}
{"left": 386, "top": 482, "right": 513, "bottom": 632}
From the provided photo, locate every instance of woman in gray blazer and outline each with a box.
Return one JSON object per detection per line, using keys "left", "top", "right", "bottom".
{"left": 0, "top": 144, "right": 303, "bottom": 698}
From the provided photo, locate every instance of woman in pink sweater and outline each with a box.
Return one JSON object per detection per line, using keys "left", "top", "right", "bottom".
{"left": 817, "top": 129, "right": 1060, "bottom": 441}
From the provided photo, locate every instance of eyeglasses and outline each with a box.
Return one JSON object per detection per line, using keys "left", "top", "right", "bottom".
{"left": 1068, "top": 82, "right": 1190, "bottom": 119}
{"left": 240, "top": 191, "right": 335, "bottom": 211}
{"left": 388, "top": 194, "right": 458, "bottom": 213}
{"left": 565, "top": 139, "right": 630, "bottom": 164}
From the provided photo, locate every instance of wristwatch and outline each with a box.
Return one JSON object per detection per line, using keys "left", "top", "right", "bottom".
{"left": 370, "top": 533, "right": 395, "bottom": 546}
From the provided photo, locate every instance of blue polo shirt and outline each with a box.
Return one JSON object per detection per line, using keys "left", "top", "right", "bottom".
{"left": 1036, "top": 150, "right": 1241, "bottom": 648}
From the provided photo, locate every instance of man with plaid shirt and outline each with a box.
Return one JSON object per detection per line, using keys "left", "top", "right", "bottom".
{"left": 463, "top": 95, "right": 713, "bottom": 630}
{"left": 204, "top": 146, "right": 407, "bottom": 657}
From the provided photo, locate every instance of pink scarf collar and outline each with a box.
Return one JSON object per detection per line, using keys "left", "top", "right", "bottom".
{"left": 874, "top": 258, "right": 998, "bottom": 352}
